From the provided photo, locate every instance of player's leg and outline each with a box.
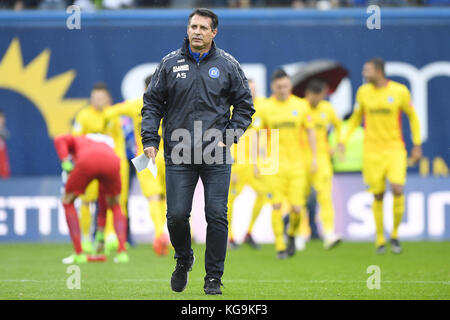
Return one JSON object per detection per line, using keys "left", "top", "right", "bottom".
{"left": 61, "top": 164, "right": 94, "bottom": 264}
{"left": 101, "top": 156, "right": 128, "bottom": 263}
{"left": 269, "top": 172, "right": 288, "bottom": 258}
{"left": 388, "top": 149, "right": 407, "bottom": 254}
{"left": 244, "top": 170, "right": 265, "bottom": 249}
{"left": 227, "top": 167, "right": 239, "bottom": 248}
{"left": 79, "top": 180, "right": 99, "bottom": 253}
{"left": 105, "top": 157, "right": 129, "bottom": 253}
{"left": 313, "top": 159, "right": 341, "bottom": 249}
{"left": 137, "top": 159, "right": 168, "bottom": 256}
{"left": 363, "top": 151, "right": 388, "bottom": 253}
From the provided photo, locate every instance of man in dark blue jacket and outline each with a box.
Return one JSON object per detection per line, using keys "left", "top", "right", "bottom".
{"left": 141, "top": 8, "right": 254, "bottom": 295}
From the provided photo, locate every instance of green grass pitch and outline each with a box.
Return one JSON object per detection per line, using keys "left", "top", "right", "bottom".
{"left": 0, "top": 241, "right": 449, "bottom": 300}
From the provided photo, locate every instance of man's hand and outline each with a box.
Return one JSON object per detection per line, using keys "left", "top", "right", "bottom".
{"left": 337, "top": 143, "right": 346, "bottom": 161}
{"left": 143, "top": 146, "right": 158, "bottom": 164}
{"left": 410, "top": 144, "right": 422, "bottom": 164}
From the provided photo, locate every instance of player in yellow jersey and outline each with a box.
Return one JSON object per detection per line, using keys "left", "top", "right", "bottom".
{"left": 72, "top": 83, "right": 129, "bottom": 256}
{"left": 339, "top": 58, "right": 422, "bottom": 254}
{"left": 254, "top": 69, "right": 317, "bottom": 259}
{"left": 227, "top": 79, "right": 267, "bottom": 250}
{"left": 71, "top": 83, "right": 109, "bottom": 253}
{"left": 299, "top": 79, "right": 342, "bottom": 250}
{"left": 104, "top": 75, "right": 170, "bottom": 256}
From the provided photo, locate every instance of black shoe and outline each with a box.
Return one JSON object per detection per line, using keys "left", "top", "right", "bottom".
{"left": 228, "top": 239, "right": 239, "bottom": 250}
{"left": 171, "top": 255, "right": 195, "bottom": 292}
{"left": 244, "top": 233, "right": 260, "bottom": 249}
{"left": 376, "top": 245, "right": 386, "bottom": 255}
{"left": 204, "top": 278, "right": 223, "bottom": 295}
{"left": 390, "top": 238, "right": 402, "bottom": 254}
{"left": 287, "top": 236, "right": 296, "bottom": 257}
{"left": 277, "top": 250, "right": 289, "bottom": 259}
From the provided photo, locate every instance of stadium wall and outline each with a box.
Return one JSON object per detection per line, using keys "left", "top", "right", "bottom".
{"left": 0, "top": 9, "right": 449, "bottom": 176}
{"left": 0, "top": 175, "right": 448, "bottom": 242}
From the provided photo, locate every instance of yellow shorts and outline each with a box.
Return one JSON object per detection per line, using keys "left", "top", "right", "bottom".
{"left": 363, "top": 149, "right": 407, "bottom": 194}
{"left": 266, "top": 164, "right": 307, "bottom": 207}
{"left": 136, "top": 153, "right": 166, "bottom": 198}
{"left": 230, "top": 163, "right": 267, "bottom": 197}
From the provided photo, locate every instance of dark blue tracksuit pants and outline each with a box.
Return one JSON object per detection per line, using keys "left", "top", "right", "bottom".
{"left": 165, "top": 161, "right": 231, "bottom": 280}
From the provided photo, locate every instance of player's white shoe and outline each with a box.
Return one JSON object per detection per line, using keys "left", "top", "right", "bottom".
{"left": 295, "top": 236, "right": 306, "bottom": 251}
{"left": 324, "top": 233, "right": 342, "bottom": 250}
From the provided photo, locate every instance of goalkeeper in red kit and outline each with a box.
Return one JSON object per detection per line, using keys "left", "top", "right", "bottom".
{"left": 54, "top": 134, "right": 129, "bottom": 264}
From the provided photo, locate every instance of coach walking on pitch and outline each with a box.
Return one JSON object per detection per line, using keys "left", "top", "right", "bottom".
{"left": 141, "top": 8, "right": 254, "bottom": 295}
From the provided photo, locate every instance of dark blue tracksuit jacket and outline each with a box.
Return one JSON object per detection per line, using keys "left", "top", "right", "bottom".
{"left": 141, "top": 38, "right": 255, "bottom": 165}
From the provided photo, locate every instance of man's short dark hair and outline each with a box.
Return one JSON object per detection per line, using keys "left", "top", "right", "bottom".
{"left": 367, "top": 57, "right": 385, "bottom": 75}
{"left": 305, "top": 78, "right": 326, "bottom": 94}
{"left": 91, "top": 82, "right": 110, "bottom": 93}
{"left": 145, "top": 74, "right": 153, "bottom": 88}
{"left": 188, "top": 8, "right": 219, "bottom": 31}
{"left": 271, "top": 69, "right": 289, "bottom": 82}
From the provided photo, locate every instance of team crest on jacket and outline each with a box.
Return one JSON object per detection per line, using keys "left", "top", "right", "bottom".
{"left": 387, "top": 96, "right": 394, "bottom": 103}
{"left": 209, "top": 67, "right": 220, "bottom": 78}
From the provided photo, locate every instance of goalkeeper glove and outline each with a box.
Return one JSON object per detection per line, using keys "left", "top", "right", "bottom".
{"left": 61, "top": 160, "right": 74, "bottom": 173}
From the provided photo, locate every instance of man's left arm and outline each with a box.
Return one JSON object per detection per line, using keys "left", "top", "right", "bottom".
{"left": 401, "top": 88, "right": 422, "bottom": 163}
{"left": 225, "top": 60, "right": 255, "bottom": 146}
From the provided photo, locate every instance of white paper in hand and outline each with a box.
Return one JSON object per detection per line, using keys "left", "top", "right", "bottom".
{"left": 131, "top": 153, "right": 157, "bottom": 178}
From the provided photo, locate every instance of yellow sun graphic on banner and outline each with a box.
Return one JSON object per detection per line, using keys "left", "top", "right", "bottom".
{"left": 0, "top": 38, "right": 87, "bottom": 137}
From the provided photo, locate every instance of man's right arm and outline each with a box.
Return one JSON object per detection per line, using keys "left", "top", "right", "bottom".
{"left": 141, "top": 61, "right": 168, "bottom": 157}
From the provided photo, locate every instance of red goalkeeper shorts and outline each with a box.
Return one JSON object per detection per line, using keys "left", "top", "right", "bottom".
{"left": 65, "top": 150, "right": 121, "bottom": 197}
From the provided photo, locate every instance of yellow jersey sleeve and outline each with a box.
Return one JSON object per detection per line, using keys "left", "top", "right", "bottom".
{"left": 342, "top": 88, "right": 364, "bottom": 144}
{"left": 71, "top": 109, "right": 86, "bottom": 135}
{"left": 328, "top": 104, "right": 343, "bottom": 143}
{"left": 399, "top": 87, "right": 421, "bottom": 146}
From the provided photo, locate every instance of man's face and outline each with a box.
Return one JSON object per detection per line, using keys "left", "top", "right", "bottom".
{"left": 271, "top": 76, "right": 292, "bottom": 102}
{"left": 90, "top": 89, "right": 111, "bottom": 111}
{"left": 362, "top": 62, "right": 380, "bottom": 84}
{"left": 305, "top": 89, "right": 326, "bottom": 107}
{"left": 187, "top": 15, "right": 217, "bottom": 51}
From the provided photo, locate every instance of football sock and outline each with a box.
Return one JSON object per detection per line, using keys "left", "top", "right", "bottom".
{"left": 271, "top": 207, "right": 286, "bottom": 252}
{"left": 150, "top": 198, "right": 166, "bottom": 238}
{"left": 373, "top": 198, "right": 385, "bottom": 247}
{"left": 111, "top": 204, "right": 127, "bottom": 252}
{"left": 392, "top": 194, "right": 405, "bottom": 240}
{"left": 63, "top": 203, "right": 83, "bottom": 254}
{"left": 247, "top": 195, "right": 264, "bottom": 234}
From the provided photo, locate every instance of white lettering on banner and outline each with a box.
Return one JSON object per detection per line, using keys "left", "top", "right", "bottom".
{"left": 428, "top": 192, "right": 450, "bottom": 237}
{"left": 8, "top": 197, "right": 32, "bottom": 236}
{"left": 346, "top": 192, "right": 374, "bottom": 237}
{"left": 0, "top": 197, "right": 7, "bottom": 236}
{"left": 32, "top": 197, "right": 58, "bottom": 236}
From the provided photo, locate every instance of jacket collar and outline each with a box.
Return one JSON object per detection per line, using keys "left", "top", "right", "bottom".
{"left": 181, "top": 37, "right": 216, "bottom": 61}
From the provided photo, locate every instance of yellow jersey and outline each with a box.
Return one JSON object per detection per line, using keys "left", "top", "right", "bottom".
{"left": 71, "top": 105, "right": 106, "bottom": 135}
{"left": 344, "top": 80, "right": 421, "bottom": 151}
{"left": 72, "top": 105, "right": 126, "bottom": 159}
{"left": 255, "top": 94, "right": 313, "bottom": 167}
{"left": 104, "top": 98, "right": 163, "bottom": 156}
{"left": 302, "top": 99, "right": 341, "bottom": 157}
{"left": 231, "top": 96, "right": 266, "bottom": 165}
